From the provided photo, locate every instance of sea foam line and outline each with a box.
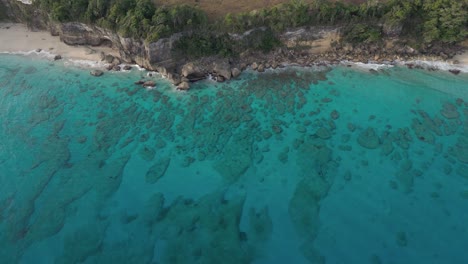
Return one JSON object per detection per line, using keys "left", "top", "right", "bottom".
{"left": 401, "top": 59, "right": 468, "bottom": 73}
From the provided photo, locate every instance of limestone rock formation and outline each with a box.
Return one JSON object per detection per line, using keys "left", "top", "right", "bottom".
{"left": 181, "top": 62, "right": 206, "bottom": 81}
{"left": 213, "top": 59, "right": 232, "bottom": 80}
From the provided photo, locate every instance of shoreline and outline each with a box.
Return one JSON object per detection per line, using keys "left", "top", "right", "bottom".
{"left": 0, "top": 23, "right": 118, "bottom": 65}
{"left": 1, "top": 22, "right": 467, "bottom": 82}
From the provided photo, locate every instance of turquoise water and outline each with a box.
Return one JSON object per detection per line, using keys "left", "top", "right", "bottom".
{"left": 0, "top": 54, "right": 467, "bottom": 264}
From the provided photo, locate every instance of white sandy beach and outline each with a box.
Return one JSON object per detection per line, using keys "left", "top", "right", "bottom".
{"left": 0, "top": 23, "right": 117, "bottom": 63}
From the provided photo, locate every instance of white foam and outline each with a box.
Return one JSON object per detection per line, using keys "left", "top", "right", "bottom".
{"left": 0, "top": 49, "right": 55, "bottom": 60}
{"left": 64, "top": 59, "right": 107, "bottom": 69}
{"left": 146, "top": 71, "right": 157, "bottom": 77}
{"left": 134, "top": 64, "right": 146, "bottom": 71}
{"left": 342, "top": 61, "right": 394, "bottom": 71}
{"left": 206, "top": 73, "right": 217, "bottom": 82}
{"left": 115, "top": 63, "right": 136, "bottom": 72}
{"left": 401, "top": 59, "right": 468, "bottom": 73}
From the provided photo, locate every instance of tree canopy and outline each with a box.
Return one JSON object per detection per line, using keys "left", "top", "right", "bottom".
{"left": 34, "top": 0, "right": 467, "bottom": 55}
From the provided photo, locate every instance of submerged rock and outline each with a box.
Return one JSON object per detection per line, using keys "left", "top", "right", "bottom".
{"left": 316, "top": 127, "right": 331, "bottom": 139}
{"left": 449, "top": 69, "right": 461, "bottom": 75}
{"left": 357, "top": 127, "right": 380, "bottom": 149}
{"left": 142, "top": 81, "right": 156, "bottom": 88}
{"left": 90, "top": 70, "right": 103, "bottom": 77}
{"left": 289, "top": 176, "right": 330, "bottom": 239}
{"left": 330, "top": 110, "right": 340, "bottom": 120}
{"left": 441, "top": 102, "right": 459, "bottom": 119}
{"left": 146, "top": 157, "right": 171, "bottom": 184}
{"left": 453, "top": 135, "right": 468, "bottom": 164}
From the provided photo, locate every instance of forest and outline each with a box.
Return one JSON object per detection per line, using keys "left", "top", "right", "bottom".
{"left": 34, "top": 0, "right": 467, "bottom": 56}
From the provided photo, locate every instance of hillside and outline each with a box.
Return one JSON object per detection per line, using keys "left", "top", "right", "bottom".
{"left": 159, "top": 0, "right": 368, "bottom": 19}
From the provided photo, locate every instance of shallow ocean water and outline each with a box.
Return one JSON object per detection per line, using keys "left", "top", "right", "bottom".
{"left": 0, "top": 54, "right": 467, "bottom": 264}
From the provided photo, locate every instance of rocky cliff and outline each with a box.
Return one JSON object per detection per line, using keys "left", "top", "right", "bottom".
{"left": 49, "top": 22, "right": 183, "bottom": 73}
{"left": 2, "top": 0, "right": 464, "bottom": 90}
{"left": 0, "top": 0, "right": 45, "bottom": 28}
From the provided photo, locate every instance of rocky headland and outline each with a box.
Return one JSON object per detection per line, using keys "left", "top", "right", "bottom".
{"left": 1, "top": 0, "right": 466, "bottom": 90}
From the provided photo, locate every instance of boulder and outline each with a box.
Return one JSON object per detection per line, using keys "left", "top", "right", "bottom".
{"left": 90, "top": 70, "right": 103, "bottom": 77}
{"left": 134, "top": 80, "right": 145, "bottom": 85}
{"left": 231, "top": 67, "right": 241, "bottom": 78}
{"left": 177, "top": 81, "right": 190, "bottom": 90}
{"left": 112, "top": 65, "right": 121, "bottom": 71}
{"left": 257, "top": 64, "right": 265, "bottom": 72}
{"left": 54, "top": 54, "right": 62, "bottom": 61}
{"left": 213, "top": 60, "right": 232, "bottom": 80}
{"left": 123, "top": 65, "right": 132, "bottom": 71}
{"left": 449, "top": 69, "right": 461, "bottom": 75}
{"left": 35, "top": 48, "right": 42, "bottom": 52}
{"left": 167, "top": 73, "right": 181, "bottom": 85}
{"left": 181, "top": 62, "right": 206, "bottom": 81}
{"left": 217, "top": 76, "right": 225, "bottom": 82}
{"left": 251, "top": 62, "right": 258, "bottom": 70}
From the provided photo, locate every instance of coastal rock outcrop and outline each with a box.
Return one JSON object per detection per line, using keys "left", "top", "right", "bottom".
{"left": 213, "top": 59, "right": 232, "bottom": 80}
{"left": 181, "top": 62, "right": 206, "bottom": 81}
{"left": 142, "top": 81, "right": 156, "bottom": 88}
{"left": 59, "top": 22, "right": 111, "bottom": 46}
{"left": 90, "top": 70, "right": 103, "bottom": 77}
{"left": 177, "top": 81, "right": 190, "bottom": 91}
{"left": 231, "top": 67, "right": 241, "bottom": 78}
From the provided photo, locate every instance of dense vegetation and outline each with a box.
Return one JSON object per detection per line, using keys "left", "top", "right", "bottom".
{"left": 222, "top": 0, "right": 467, "bottom": 44}
{"left": 0, "top": 3, "right": 8, "bottom": 21}
{"left": 33, "top": 0, "right": 467, "bottom": 57}
{"left": 37, "top": 0, "right": 207, "bottom": 41}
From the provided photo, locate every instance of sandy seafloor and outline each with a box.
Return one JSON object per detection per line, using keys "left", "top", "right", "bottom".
{"left": 0, "top": 53, "right": 467, "bottom": 264}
